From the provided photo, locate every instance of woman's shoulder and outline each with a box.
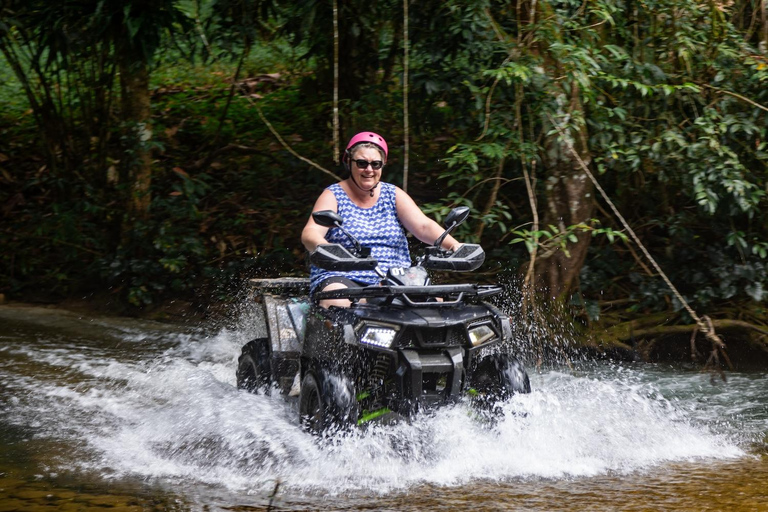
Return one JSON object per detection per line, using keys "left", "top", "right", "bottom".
{"left": 327, "top": 182, "right": 344, "bottom": 193}
{"left": 379, "top": 182, "right": 399, "bottom": 203}
{"left": 383, "top": 182, "right": 408, "bottom": 195}
{"left": 381, "top": 181, "right": 400, "bottom": 195}
{"left": 327, "top": 182, "right": 349, "bottom": 202}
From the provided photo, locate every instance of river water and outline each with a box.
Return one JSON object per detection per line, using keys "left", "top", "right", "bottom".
{"left": 0, "top": 304, "right": 766, "bottom": 511}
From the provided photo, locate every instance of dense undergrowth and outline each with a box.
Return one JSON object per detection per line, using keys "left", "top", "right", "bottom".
{"left": 0, "top": 48, "right": 765, "bottom": 313}
{"left": 0, "top": 42, "right": 487, "bottom": 311}
{"left": 2, "top": 56, "right": 766, "bottom": 327}
{"left": 1, "top": 1, "right": 767, "bottom": 369}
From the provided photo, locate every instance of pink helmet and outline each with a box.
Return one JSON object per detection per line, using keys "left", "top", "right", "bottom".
{"left": 344, "top": 132, "right": 388, "bottom": 162}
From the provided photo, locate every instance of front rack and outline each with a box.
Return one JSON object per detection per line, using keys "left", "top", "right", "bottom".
{"left": 249, "top": 277, "right": 310, "bottom": 296}
{"left": 313, "top": 283, "right": 502, "bottom": 307}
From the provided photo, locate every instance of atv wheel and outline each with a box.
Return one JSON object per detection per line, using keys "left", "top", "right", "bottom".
{"left": 469, "top": 353, "right": 530, "bottom": 408}
{"left": 236, "top": 338, "right": 272, "bottom": 394}
{"left": 299, "top": 370, "right": 358, "bottom": 435}
{"left": 299, "top": 372, "right": 326, "bottom": 434}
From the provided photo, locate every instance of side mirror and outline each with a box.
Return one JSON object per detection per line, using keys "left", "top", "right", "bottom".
{"left": 312, "top": 210, "right": 343, "bottom": 228}
{"left": 443, "top": 206, "right": 470, "bottom": 229}
{"left": 311, "top": 209, "right": 368, "bottom": 257}
{"left": 433, "top": 206, "right": 471, "bottom": 248}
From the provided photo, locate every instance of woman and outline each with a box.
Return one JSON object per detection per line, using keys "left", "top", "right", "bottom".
{"left": 301, "top": 131, "right": 462, "bottom": 307}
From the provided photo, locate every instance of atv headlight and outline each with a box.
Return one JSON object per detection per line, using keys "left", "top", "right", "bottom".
{"left": 468, "top": 323, "right": 496, "bottom": 347}
{"left": 359, "top": 326, "right": 397, "bottom": 348}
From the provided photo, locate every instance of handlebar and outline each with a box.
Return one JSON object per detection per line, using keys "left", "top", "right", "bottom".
{"left": 309, "top": 244, "right": 379, "bottom": 271}
{"left": 421, "top": 243, "right": 485, "bottom": 272}
{"left": 310, "top": 243, "right": 486, "bottom": 273}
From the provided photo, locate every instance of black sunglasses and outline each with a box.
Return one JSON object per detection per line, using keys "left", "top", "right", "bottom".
{"left": 353, "top": 159, "right": 383, "bottom": 170}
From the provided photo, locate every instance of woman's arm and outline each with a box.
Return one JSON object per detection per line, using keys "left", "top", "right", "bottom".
{"left": 395, "top": 187, "right": 461, "bottom": 251}
{"left": 301, "top": 189, "right": 339, "bottom": 252}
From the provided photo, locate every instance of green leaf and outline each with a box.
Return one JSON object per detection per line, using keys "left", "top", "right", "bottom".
{"left": 525, "top": 239, "right": 535, "bottom": 254}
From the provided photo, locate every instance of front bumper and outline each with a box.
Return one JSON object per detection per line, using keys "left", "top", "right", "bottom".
{"left": 393, "top": 347, "right": 464, "bottom": 413}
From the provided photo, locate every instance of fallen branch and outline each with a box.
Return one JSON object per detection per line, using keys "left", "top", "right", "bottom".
{"left": 598, "top": 298, "right": 639, "bottom": 308}
{"left": 602, "top": 316, "right": 768, "bottom": 342}
{"left": 623, "top": 318, "right": 768, "bottom": 340}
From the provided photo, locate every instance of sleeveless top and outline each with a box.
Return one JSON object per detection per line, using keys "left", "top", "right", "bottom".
{"left": 309, "top": 182, "right": 411, "bottom": 294}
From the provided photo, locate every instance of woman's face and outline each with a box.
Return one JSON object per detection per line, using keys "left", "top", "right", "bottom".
{"left": 350, "top": 146, "right": 384, "bottom": 191}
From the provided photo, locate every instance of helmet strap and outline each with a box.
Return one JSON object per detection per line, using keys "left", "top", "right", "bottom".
{"left": 342, "top": 149, "right": 351, "bottom": 173}
{"left": 345, "top": 145, "right": 381, "bottom": 197}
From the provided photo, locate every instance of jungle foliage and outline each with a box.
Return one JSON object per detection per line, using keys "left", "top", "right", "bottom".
{"left": 0, "top": 1, "right": 767, "bottom": 349}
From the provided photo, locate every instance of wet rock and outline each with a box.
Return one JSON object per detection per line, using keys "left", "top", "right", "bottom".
{"left": 60, "top": 505, "right": 143, "bottom": 512}
{"left": 0, "top": 477, "right": 27, "bottom": 490}
{"left": 59, "top": 503, "right": 97, "bottom": 512}
{"left": 10, "top": 488, "right": 58, "bottom": 501}
{"left": 86, "top": 494, "right": 138, "bottom": 507}
{"left": 0, "top": 499, "right": 27, "bottom": 512}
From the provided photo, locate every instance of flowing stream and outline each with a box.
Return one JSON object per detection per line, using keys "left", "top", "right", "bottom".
{"left": 1, "top": 304, "right": 766, "bottom": 511}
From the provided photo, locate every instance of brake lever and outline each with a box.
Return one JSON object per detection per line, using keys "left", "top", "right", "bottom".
{"left": 425, "top": 246, "right": 452, "bottom": 258}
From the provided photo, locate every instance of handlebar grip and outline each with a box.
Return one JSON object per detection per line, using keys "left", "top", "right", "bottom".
{"left": 422, "top": 243, "right": 485, "bottom": 272}
{"left": 310, "top": 244, "right": 379, "bottom": 271}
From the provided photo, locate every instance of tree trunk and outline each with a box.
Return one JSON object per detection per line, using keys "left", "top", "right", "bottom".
{"left": 761, "top": 0, "right": 768, "bottom": 55}
{"left": 119, "top": 58, "right": 153, "bottom": 220}
{"left": 517, "top": 0, "right": 595, "bottom": 302}
{"left": 533, "top": 84, "right": 594, "bottom": 300}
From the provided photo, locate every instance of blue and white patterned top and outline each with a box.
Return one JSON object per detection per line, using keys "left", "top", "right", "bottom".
{"left": 309, "top": 182, "right": 411, "bottom": 294}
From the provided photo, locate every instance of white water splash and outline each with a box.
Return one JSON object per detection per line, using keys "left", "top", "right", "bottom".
{"left": 0, "top": 307, "right": 756, "bottom": 496}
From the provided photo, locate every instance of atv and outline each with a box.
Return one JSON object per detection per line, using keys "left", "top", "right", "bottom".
{"left": 236, "top": 206, "right": 530, "bottom": 433}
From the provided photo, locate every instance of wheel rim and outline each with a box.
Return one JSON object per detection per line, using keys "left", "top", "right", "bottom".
{"left": 305, "top": 388, "right": 323, "bottom": 433}
{"left": 237, "top": 357, "right": 270, "bottom": 394}
{"left": 237, "top": 359, "right": 257, "bottom": 390}
{"left": 300, "top": 374, "right": 326, "bottom": 434}
{"left": 469, "top": 354, "right": 531, "bottom": 411}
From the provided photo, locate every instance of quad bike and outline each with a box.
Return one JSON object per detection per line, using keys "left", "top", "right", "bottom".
{"left": 236, "top": 207, "right": 530, "bottom": 433}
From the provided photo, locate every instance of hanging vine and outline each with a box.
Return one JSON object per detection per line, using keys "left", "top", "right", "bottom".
{"left": 402, "top": 0, "right": 410, "bottom": 192}
{"left": 332, "top": 0, "right": 340, "bottom": 164}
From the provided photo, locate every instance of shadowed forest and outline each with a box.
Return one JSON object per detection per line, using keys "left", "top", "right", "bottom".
{"left": 1, "top": 0, "right": 767, "bottom": 365}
